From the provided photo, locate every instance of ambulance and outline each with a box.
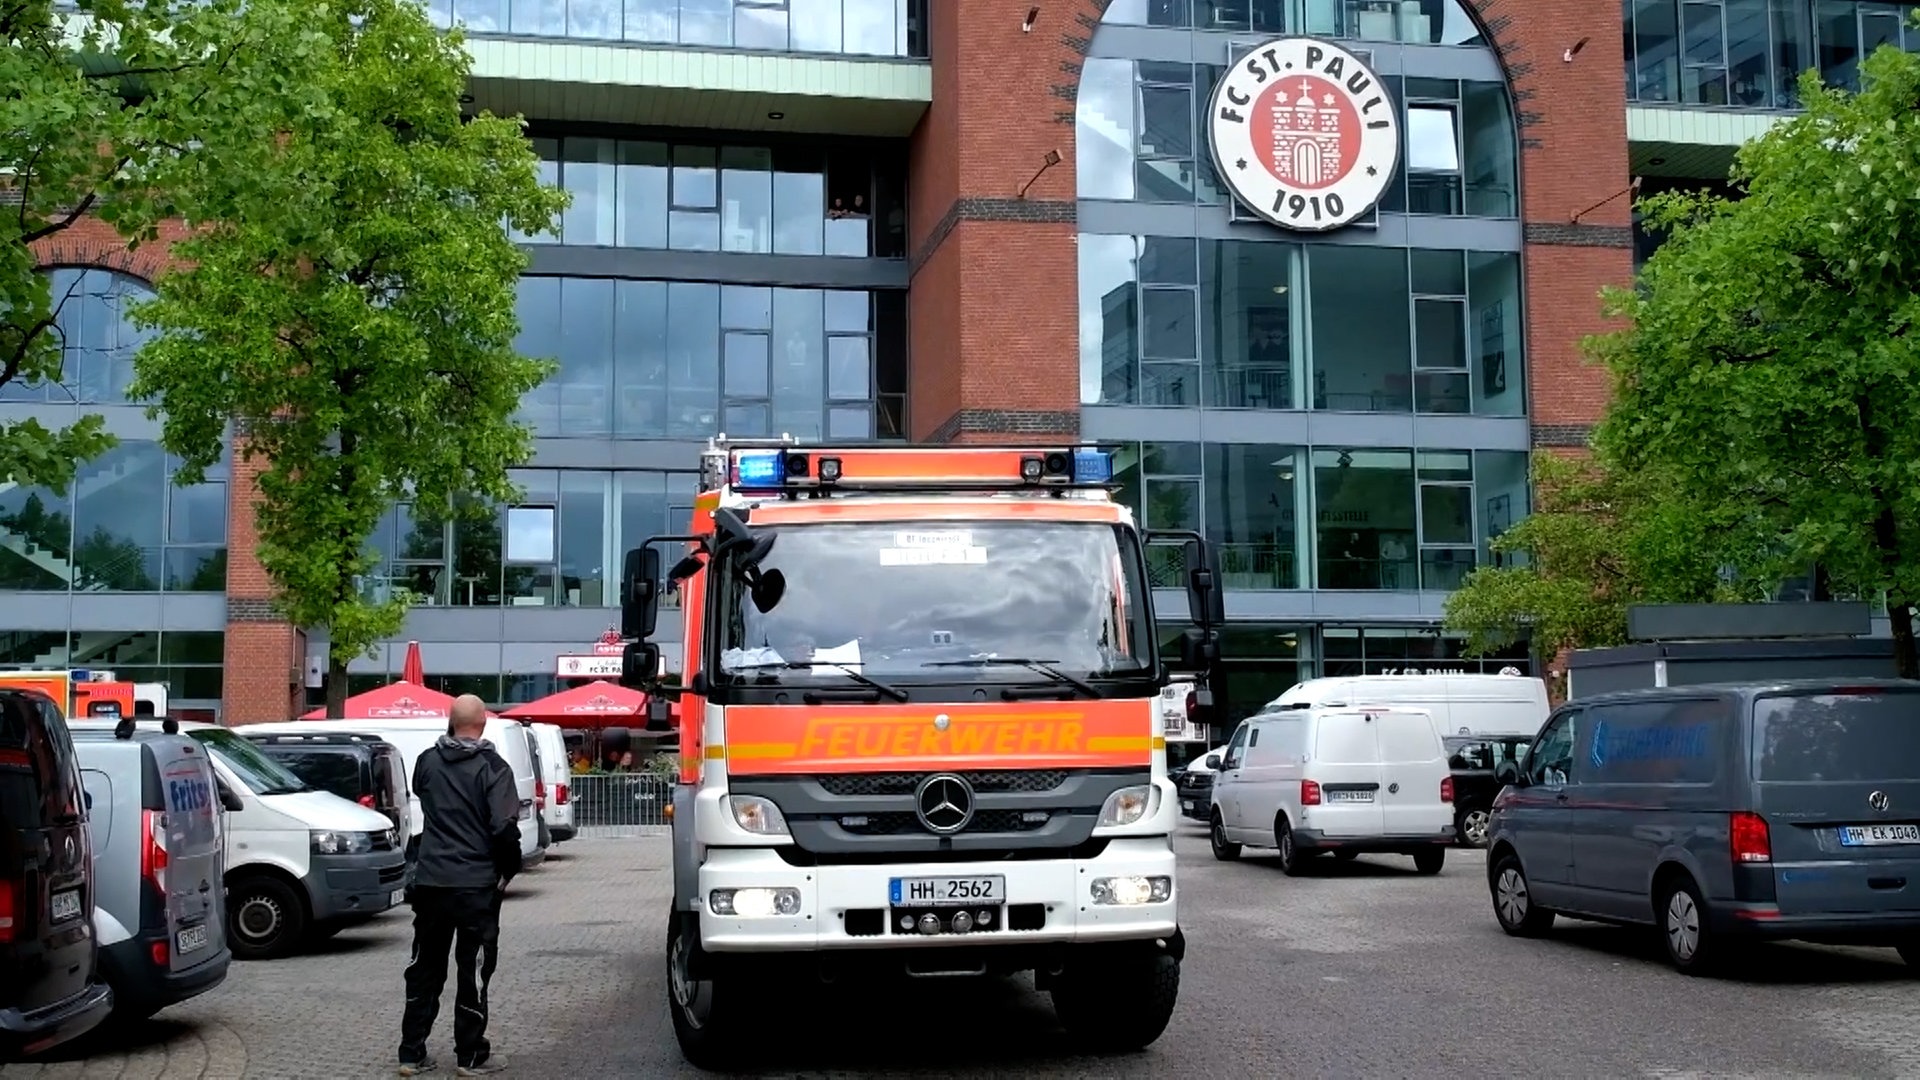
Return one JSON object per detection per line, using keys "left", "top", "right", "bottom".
{"left": 0, "top": 670, "right": 138, "bottom": 722}
{"left": 618, "top": 440, "right": 1226, "bottom": 1068}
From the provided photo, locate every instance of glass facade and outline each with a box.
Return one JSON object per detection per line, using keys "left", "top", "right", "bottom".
{"left": 512, "top": 278, "right": 906, "bottom": 440}
{"left": 522, "top": 134, "right": 909, "bottom": 259}
{"left": 427, "top": 0, "right": 930, "bottom": 58}
{"left": 0, "top": 440, "right": 229, "bottom": 594}
{"left": 0, "top": 268, "right": 153, "bottom": 406}
{"left": 0, "top": 630, "right": 226, "bottom": 702}
{"left": 1625, "top": 0, "right": 1920, "bottom": 108}
{"left": 1077, "top": 60, "right": 1518, "bottom": 218}
{"left": 1080, "top": 236, "right": 1523, "bottom": 414}
{"left": 1101, "top": 0, "right": 1488, "bottom": 45}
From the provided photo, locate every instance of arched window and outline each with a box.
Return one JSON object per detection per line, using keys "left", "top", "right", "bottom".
{"left": 0, "top": 268, "right": 155, "bottom": 406}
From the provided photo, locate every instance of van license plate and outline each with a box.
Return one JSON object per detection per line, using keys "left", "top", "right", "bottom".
{"left": 390, "top": 888, "right": 407, "bottom": 907}
{"left": 176, "top": 925, "right": 209, "bottom": 954}
{"left": 890, "top": 876, "right": 1005, "bottom": 906}
{"left": 49, "top": 889, "right": 81, "bottom": 923}
{"left": 1181, "top": 800, "right": 1194, "bottom": 811}
{"left": 1838, "top": 824, "right": 1920, "bottom": 846}
{"left": 1327, "top": 790, "right": 1375, "bottom": 803}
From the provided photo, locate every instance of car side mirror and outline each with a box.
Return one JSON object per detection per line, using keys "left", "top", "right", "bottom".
{"left": 217, "top": 783, "right": 245, "bottom": 813}
{"left": 1204, "top": 753, "right": 1222, "bottom": 770}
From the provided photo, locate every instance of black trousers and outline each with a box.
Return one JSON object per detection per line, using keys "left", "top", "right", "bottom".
{"left": 399, "top": 885, "right": 502, "bottom": 1066}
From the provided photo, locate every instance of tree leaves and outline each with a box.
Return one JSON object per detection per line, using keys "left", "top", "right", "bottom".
{"left": 1589, "top": 46, "right": 1920, "bottom": 674}
{"left": 125, "top": 0, "right": 568, "bottom": 691}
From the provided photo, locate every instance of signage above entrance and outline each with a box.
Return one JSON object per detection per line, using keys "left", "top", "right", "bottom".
{"left": 1206, "top": 37, "right": 1400, "bottom": 233}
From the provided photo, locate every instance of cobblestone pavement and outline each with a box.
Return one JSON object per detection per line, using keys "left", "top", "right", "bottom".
{"left": 8, "top": 826, "right": 1920, "bottom": 1078}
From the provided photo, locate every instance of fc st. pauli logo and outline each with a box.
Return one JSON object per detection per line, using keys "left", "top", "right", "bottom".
{"left": 1207, "top": 38, "right": 1400, "bottom": 233}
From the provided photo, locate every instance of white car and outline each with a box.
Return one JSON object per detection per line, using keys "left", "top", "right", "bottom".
{"left": 1207, "top": 705, "right": 1456, "bottom": 876}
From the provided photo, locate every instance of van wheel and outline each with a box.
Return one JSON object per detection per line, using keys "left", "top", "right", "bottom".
{"left": 1275, "top": 818, "right": 1310, "bottom": 877}
{"left": 667, "top": 912, "right": 740, "bottom": 1069}
{"left": 1457, "top": 808, "right": 1491, "bottom": 848}
{"left": 1490, "top": 853, "right": 1555, "bottom": 937}
{"left": 228, "top": 875, "right": 307, "bottom": 961}
{"left": 1413, "top": 846, "right": 1446, "bottom": 875}
{"left": 1053, "top": 950, "right": 1180, "bottom": 1051}
{"left": 1659, "top": 876, "right": 1721, "bottom": 975}
{"left": 1896, "top": 940, "right": 1920, "bottom": 968}
{"left": 1209, "top": 812, "right": 1242, "bottom": 861}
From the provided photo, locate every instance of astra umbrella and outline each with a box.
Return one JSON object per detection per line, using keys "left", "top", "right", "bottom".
{"left": 300, "top": 680, "right": 455, "bottom": 720}
{"left": 401, "top": 640, "right": 425, "bottom": 686}
{"left": 502, "top": 680, "right": 651, "bottom": 731}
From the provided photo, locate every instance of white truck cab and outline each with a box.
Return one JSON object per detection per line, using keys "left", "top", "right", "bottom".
{"left": 70, "top": 719, "right": 406, "bottom": 961}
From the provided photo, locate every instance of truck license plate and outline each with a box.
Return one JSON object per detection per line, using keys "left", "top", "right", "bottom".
{"left": 890, "top": 875, "right": 1005, "bottom": 907}
{"left": 176, "top": 924, "right": 209, "bottom": 954}
{"left": 1838, "top": 824, "right": 1920, "bottom": 846}
{"left": 1327, "top": 789, "right": 1375, "bottom": 803}
{"left": 50, "top": 889, "right": 81, "bottom": 923}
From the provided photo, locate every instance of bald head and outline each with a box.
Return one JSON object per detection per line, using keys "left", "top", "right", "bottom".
{"left": 450, "top": 694, "right": 488, "bottom": 738}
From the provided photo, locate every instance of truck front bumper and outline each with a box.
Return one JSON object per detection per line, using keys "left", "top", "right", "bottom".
{"left": 696, "top": 836, "right": 1178, "bottom": 952}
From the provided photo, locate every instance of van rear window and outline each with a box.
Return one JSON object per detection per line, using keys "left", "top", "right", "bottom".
{"left": 1751, "top": 691, "right": 1920, "bottom": 782}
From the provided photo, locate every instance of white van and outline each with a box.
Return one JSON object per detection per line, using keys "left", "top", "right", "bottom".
{"left": 69, "top": 719, "right": 404, "bottom": 962}
{"left": 1207, "top": 706, "right": 1455, "bottom": 877}
{"left": 243, "top": 716, "right": 544, "bottom": 869}
{"left": 1269, "top": 673, "right": 1548, "bottom": 739}
{"left": 529, "top": 723, "right": 575, "bottom": 843}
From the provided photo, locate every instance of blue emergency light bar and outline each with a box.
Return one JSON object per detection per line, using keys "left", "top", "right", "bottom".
{"left": 727, "top": 447, "right": 1117, "bottom": 492}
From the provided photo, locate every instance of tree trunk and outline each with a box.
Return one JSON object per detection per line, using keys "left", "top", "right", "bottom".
{"left": 1891, "top": 601, "right": 1919, "bottom": 680}
{"left": 325, "top": 653, "right": 350, "bottom": 718}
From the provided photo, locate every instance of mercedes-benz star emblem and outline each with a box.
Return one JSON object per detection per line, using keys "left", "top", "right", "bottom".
{"left": 1870, "top": 790, "right": 1891, "bottom": 812}
{"left": 915, "top": 773, "right": 975, "bottom": 835}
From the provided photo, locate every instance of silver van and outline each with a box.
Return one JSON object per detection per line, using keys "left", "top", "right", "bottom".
{"left": 70, "top": 727, "right": 231, "bottom": 1020}
{"left": 1486, "top": 679, "right": 1920, "bottom": 974}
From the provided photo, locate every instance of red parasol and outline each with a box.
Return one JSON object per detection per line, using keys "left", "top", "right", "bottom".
{"left": 401, "top": 640, "right": 425, "bottom": 686}
{"left": 301, "top": 680, "right": 455, "bottom": 720}
{"left": 502, "top": 680, "right": 650, "bottom": 730}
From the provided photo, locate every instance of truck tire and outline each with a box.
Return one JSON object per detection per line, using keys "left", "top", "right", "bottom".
{"left": 1051, "top": 949, "right": 1180, "bottom": 1052}
{"left": 666, "top": 912, "right": 740, "bottom": 1069}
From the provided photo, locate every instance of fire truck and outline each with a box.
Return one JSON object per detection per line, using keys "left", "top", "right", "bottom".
{"left": 0, "top": 669, "right": 142, "bottom": 720}
{"left": 617, "top": 440, "right": 1226, "bottom": 1068}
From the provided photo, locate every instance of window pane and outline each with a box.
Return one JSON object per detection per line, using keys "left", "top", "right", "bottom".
{"left": 1141, "top": 288, "right": 1197, "bottom": 360}
{"left": 1415, "top": 370, "right": 1470, "bottom": 414}
{"left": 1141, "top": 361, "right": 1199, "bottom": 406}
{"left": 1411, "top": 250, "right": 1466, "bottom": 296}
{"left": 1144, "top": 478, "right": 1200, "bottom": 531}
{"left": 1475, "top": 450, "right": 1530, "bottom": 567}
{"left": 510, "top": 0, "right": 563, "bottom": 36}
{"left": 827, "top": 335, "right": 870, "bottom": 398}
{"left": 1202, "top": 239, "right": 1296, "bottom": 410}
{"left": 772, "top": 148, "right": 825, "bottom": 254}
{"left": 827, "top": 404, "right": 872, "bottom": 439}
{"left": 720, "top": 146, "right": 773, "bottom": 253}
{"left": 1467, "top": 252, "right": 1523, "bottom": 416}
{"left": 1421, "top": 484, "right": 1475, "bottom": 546}
{"left": 791, "top": 0, "right": 843, "bottom": 50}
{"left": 1077, "top": 58, "right": 1137, "bottom": 200}
{"left": 513, "top": 277, "right": 562, "bottom": 433}
{"left": 168, "top": 482, "right": 226, "bottom": 545}
{"left": 724, "top": 402, "right": 771, "bottom": 437}
{"left": 723, "top": 285, "right": 773, "bottom": 330}
{"left": 823, "top": 290, "right": 870, "bottom": 333}
{"left": 843, "top": 0, "right": 898, "bottom": 54}
{"left": 1683, "top": 1, "right": 1726, "bottom": 65}
{"left": 1415, "top": 299, "right": 1467, "bottom": 369}
{"left": 1138, "top": 85, "right": 1193, "bottom": 159}
{"left": 735, "top": 1, "right": 788, "bottom": 48}
{"left": 559, "top": 472, "right": 606, "bottom": 606}
{"left": 1770, "top": 0, "right": 1809, "bottom": 106}
{"left": 1310, "top": 247, "right": 1411, "bottom": 412}
{"left": 1460, "top": 82, "right": 1518, "bottom": 217}
{"left": 1142, "top": 442, "right": 1201, "bottom": 475}
{"left": 1726, "top": 0, "right": 1771, "bottom": 105}
{"left": 666, "top": 282, "right": 720, "bottom": 437}
{"left": 1407, "top": 106, "right": 1461, "bottom": 172}
{"left": 1203, "top": 443, "right": 1301, "bottom": 589}
{"left": 724, "top": 332, "right": 770, "bottom": 397}
{"left": 1313, "top": 448, "right": 1415, "bottom": 590}
{"left": 616, "top": 141, "right": 669, "bottom": 248}
{"left": 561, "top": 137, "right": 617, "bottom": 246}
{"left": 614, "top": 280, "right": 669, "bottom": 437}
{"left": 1078, "top": 233, "right": 1140, "bottom": 404}
{"left": 617, "top": 471, "right": 668, "bottom": 597}
{"left": 1816, "top": 0, "right": 1860, "bottom": 88}
{"left": 679, "top": 0, "right": 731, "bottom": 44}
{"left": 557, "top": 278, "right": 615, "bottom": 436}
{"left": 74, "top": 440, "right": 165, "bottom": 591}
{"left": 771, "top": 288, "right": 826, "bottom": 439}
{"left": 505, "top": 506, "right": 555, "bottom": 564}
{"left": 568, "top": 0, "right": 621, "bottom": 38}
{"left": 1139, "top": 236, "right": 1197, "bottom": 285}
{"left": 624, "top": 0, "right": 676, "bottom": 42}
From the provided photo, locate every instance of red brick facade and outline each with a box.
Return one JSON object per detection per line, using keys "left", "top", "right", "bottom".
{"left": 31, "top": 0, "right": 1634, "bottom": 721}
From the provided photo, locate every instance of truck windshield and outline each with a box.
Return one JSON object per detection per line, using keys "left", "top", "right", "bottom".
{"left": 718, "top": 520, "right": 1154, "bottom": 680}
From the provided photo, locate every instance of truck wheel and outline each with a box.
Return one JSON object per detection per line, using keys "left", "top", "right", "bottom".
{"left": 227, "top": 875, "right": 307, "bottom": 961}
{"left": 1052, "top": 950, "right": 1180, "bottom": 1051}
{"left": 666, "top": 912, "right": 739, "bottom": 1069}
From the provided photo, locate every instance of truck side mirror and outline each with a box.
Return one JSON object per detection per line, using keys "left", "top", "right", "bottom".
{"left": 1178, "top": 628, "right": 1219, "bottom": 671}
{"left": 645, "top": 697, "right": 673, "bottom": 733}
{"left": 621, "top": 641, "right": 660, "bottom": 692}
{"left": 622, "top": 547, "right": 662, "bottom": 639}
{"left": 1184, "top": 539, "right": 1226, "bottom": 628}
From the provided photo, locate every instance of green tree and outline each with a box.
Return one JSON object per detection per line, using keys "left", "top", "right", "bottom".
{"left": 2, "top": 0, "right": 324, "bottom": 489}
{"left": 1589, "top": 44, "right": 1920, "bottom": 676}
{"left": 1443, "top": 452, "right": 1758, "bottom": 662}
{"left": 128, "top": 0, "right": 567, "bottom": 716}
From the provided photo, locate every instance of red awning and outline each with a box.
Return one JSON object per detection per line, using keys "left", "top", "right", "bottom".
{"left": 502, "top": 681, "right": 649, "bottom": 729}
{"left": 301, "top": 680, "right": 455, "bottom": 720}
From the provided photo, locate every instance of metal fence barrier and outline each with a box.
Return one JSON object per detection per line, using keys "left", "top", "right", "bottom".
{"left": 567, "top": 773, "right": 674, "bottom": 837}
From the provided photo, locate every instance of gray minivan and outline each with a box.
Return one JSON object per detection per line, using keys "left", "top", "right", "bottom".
{"left": 70, "top": 726, "right": 232, "bottom": 1021}
{"left": 1486, "top": 679, "right": 1920, "bottom": 974}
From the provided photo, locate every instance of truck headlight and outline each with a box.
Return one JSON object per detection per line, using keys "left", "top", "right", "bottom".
{"left": 310, "top": 830, "right": 375, "bottom": 855}
{"left": 709, "top": 887, "right": 802, "bottom": 917}
{"left": 727, "top": 795, "right": 790, "bottom": 837}
{"left": 1091, "top": 876, "right": 1173, "bottom": 905}
{"left": 1097, "top": 785, "right": 1159, "bottom": 827}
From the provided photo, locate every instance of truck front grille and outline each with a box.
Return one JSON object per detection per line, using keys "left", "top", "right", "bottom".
{"left": 837, "top": 809, "right": 1050, "bottom": 836}
{"left": 816, "top": 770, "right": 1069, "bottom": 797}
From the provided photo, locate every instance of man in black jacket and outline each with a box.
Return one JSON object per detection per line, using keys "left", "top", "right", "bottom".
{"left": 398, "top": 695, "right": 522, "bottom": 1077}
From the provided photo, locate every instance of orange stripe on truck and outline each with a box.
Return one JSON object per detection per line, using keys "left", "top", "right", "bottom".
{"left": 722, "top": 700, "right": 1154, "bottom": 774}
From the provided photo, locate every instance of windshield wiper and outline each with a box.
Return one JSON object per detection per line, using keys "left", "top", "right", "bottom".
{"left": 731, "top": 661, "right": 909, "bottom": 702}
{"left": 921, "top": 658, "right": 1103, "bottom": 699}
